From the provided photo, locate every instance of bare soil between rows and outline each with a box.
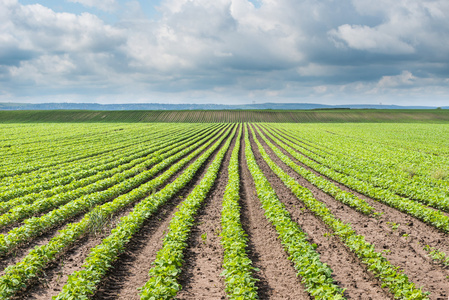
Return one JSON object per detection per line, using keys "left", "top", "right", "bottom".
{"left": 174, "top": 125, "right": 237, "bottom": 299}
{"left": 248, "top": 125, "right": 391, "bottom": 299}
{"left": 256, "top": 125, "right": 449, "bottom": 299}
{"left": 239, "top": 135, "right": 311, "bottom": 300}
{"left": 92, "top": 125, "right": 234, "bottom": 300}
{"left": 4, "top": 127, "right": 230, "bottom": 300}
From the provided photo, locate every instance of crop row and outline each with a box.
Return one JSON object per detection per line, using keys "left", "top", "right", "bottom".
{"left": 0, "top": 123, "right": 193, "bottom": 192}
{"left": 0, "top": 122, "right": 446, "bottom": 299}
{"left": 0, "top": 125, "right": 233, "bottom": 299}
{"left": 0, "top": 124, "right": 217, "bottom": 201}
{"left": 264, "top": 126, "right": 449, "bottom": 233}
{"left": 0, "top": 124, "right": 133, "bottom": 165}
{"left": 256, "top": 125, "right": 374, "bottom": 215}
{"left": 244, "top": 125, "right": 345, "bottom": 299}
{"left": 138, "top": 125, "right": 236, "bottom": 299}
{"left": 0, "top": 124, "right": 219, "bottom": 205}
{"left": 0, "top": 123, "right": 194, "bottom": 179}
{"left": 54, "top": 125, "right": 236, "bottom": 299}
{"left": 273, "top": 126, "right": 449, "bottom": 212}
{"left": 274, "top": 124, "right": 449, "bottom": 188}
{"left": 0, "top": 125, "right": 224, "bottom": 230}
{"left": 0, "top": 124, "right": 194, "bottom": 188}
{"left": 0, "top": 125, "right": 228, "bottom": 256}
{"left": 220, "top": 126, "right": 259, "bottom": 299}
{"left": 250, "top": 125, "right": 429, "bottom": 299}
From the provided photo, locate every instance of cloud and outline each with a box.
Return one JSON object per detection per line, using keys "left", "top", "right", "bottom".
{"left": 378, "top": 71, "right": 415, "bottom": 88}
{"left": 67, "top": 0, "right": 119, "bottom": 12}
{"left": 13, "top": 4, "right": 125, "bottom": 53}
{"left": 122, "top": 0, "right": 304, "bottom": 74}
{"left": 0, "top": 0, "right": 448, "bottom": 105}
{"left": 331, "top": 0, "right": 449, "bottom": 58}
{"left": 329, "top": 25, "right": 415, "bottom": 54}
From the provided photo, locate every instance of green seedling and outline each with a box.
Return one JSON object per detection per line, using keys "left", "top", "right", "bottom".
{"left": 201, "top": 232, "right": 207, "bottom": 244}
{"left": 424, "top": 245, "right": 449, "bottom": 266}
{"left": 373, "top": 212, "right": 384, "bottom": 219}
{"left": 386, "top": 221, "right": 399, "bottom": 231}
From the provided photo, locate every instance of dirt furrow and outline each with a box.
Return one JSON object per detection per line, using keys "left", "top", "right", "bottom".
{"left": 273, "top": 128, "right": 449, "bottom": 218}
{"left": 0, "top": 213, "right": 85, "bottom": 277}
{"left": 5, "top": 128, "right": 229, "bottom": 299}
{"left": 0, "top": 128, "right": 221, "bottom": 237}
{"left": 13, "top": 205, "right": 135, "bottom": 300}
{"left": 92, "top": 128, "right": 232, "bottom": 300}
{"left": 0, "top": 128, "right": 227, "bottom": 277}
{"left": 239, "top": 135, "right": 311, "bottom": 300}
{"left": 175, "top": 126, "right": 238, "bottom": 299}
{"left": 263, "top": 127, "right": 449, "bottom": 257}
{"left": 249, "top": 126, "right": 391, "bottom": 299}
{"left": 257, "top": 127, "right": 449, "bottom": 299}
{"left": 0, "top": 160, "right": 183, "bottom": 279}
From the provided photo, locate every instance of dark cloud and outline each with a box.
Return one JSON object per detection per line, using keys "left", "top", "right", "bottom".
{"left": 0, "top": 48, "right": 37, "bottom": 66}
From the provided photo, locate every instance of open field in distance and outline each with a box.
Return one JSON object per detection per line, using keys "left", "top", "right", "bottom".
{"left": 1, "top": 109, "right": 449, "bottom": 123}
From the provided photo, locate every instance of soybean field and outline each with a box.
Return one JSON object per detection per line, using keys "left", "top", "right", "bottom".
{"left": 0, "top": 122, "right": 449, "bottom": 299}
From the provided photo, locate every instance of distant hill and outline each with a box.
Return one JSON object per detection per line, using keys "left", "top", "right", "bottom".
{"left": 0, "top": 102, "right": 446, "bottom": 111}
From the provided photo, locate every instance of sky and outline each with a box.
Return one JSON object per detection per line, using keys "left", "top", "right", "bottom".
{"left": 0, "top": 0, "right": 448, "bottom": 106}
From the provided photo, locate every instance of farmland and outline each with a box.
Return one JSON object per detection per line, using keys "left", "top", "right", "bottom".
{"left": 2, "top": 109, "right": 449, "bottom": 123}
{"left": 0, "top": 122, "right": 449, "bottom": 299}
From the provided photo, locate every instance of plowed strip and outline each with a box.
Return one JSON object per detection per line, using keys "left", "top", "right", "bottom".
{"left": 273, "top": 127, "right": 449, "bottom": 218}
{"left": 174, "top": 126, "right": 236, "bottom": 299}
{"left": 0, "top": 213, "right": 85, "bottom": 277}
{"left": 239, "top": 137, "right": 310, "bottom": 300}
{"left": 12, "top": 205, "right": 135, "bottom": 300}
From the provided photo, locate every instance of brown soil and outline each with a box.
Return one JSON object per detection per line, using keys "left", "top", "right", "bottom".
{"left": 249, "top": 125, "right": 391, "bottom": 299}
{"left": 256, "top": 126, "right": 449, "bottom": 299}
{"left": 92, "top": 127, "right": 233, "bottom": 300}
{"left": 276, "top": 128, "right": 449, "bottom": 218}
{"left": 5, "top": 128, "right": 230, "bottom": 300}
{"left": 239, "top": 133, "right": 311, "bottom": 300}
{"left": 4, "top": 124, "right": 449, "bottom": 300}
{"left": 12, "top": 206, "right": 133, "bottom": 300}
{"left": 0, "top": 156, "right": 189, "bottom": 278}
{"left": 269, "top": 127, "right": 449, "bottom": 254}
{"left": 0, "top": 132, "right": 219, "bottom": 242}
{"left": 0, "top": 213, "right": 86, "bottom": 277}
{"left": 175, "top": 126, "right": 237, "bottom": 299}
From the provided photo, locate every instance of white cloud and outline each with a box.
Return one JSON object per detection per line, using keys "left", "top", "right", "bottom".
{"left": 329, "top": 24, "right": 415, "bottom": 54}
{"left": 67, "top": 0, "right": 119, "bottom": 12}
{"left": 378, "top": 71, "right": 415, "bottom": 88}
{"left": 121, "top": 0, "right": 304, "bottom": 74}
{"left": 8, "top": 3, "right": 125, "bottom": 54}
{"left": 313, "top": 85, "right": 327, "bottom": 93}
{"left": 332, "top": 0, "right": 449, "bottom": 57}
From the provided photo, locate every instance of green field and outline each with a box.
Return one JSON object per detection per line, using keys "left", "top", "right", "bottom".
{"left": 0, "top": 122, "right": 448, "bottom": 299}
{"left": 1, "top": 109, "right": 449, "bottom": 123}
